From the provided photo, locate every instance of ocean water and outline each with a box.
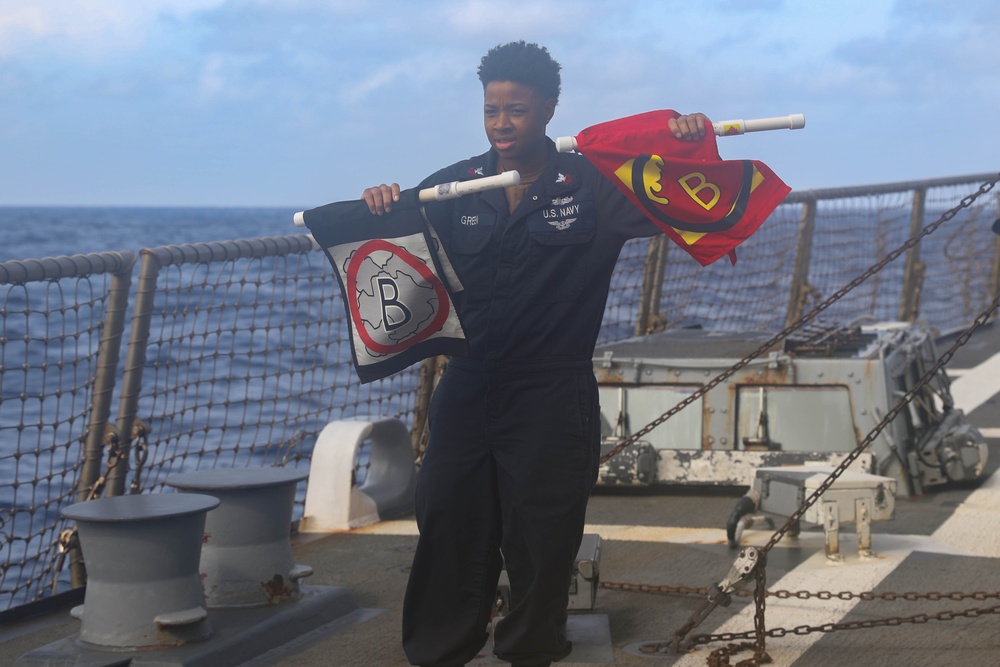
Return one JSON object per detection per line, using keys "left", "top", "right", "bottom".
{"left": 0, "top": 206, "right": 303, "bottom": 264}
{"left": 1, "top": 200, "right": 995, "bottom": 609}
{"left": 0, "top": 207, "right": 323, "bottom": 609}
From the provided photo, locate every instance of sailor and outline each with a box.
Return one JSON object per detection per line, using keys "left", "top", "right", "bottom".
{"left": 362, "top": 41, "right": 708, "bottom": 667}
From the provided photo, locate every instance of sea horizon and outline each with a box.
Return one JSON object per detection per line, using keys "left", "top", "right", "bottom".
{"left": 0, "top": 206, "right": 306, "bottom": 264}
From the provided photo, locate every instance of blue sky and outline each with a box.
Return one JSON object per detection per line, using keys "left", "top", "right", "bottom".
{"left": 1, "top": 0, "right": 997, "bottom": 207}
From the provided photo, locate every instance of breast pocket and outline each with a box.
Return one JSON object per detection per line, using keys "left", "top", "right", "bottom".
{"left": 449, "top": 209, "right": 497, "bottom": 306}
{"left": 451, "top": 210, "right": 496, "bottom": 255}
{"left": 526, "top": 192, "right": 597, "bottom": 305}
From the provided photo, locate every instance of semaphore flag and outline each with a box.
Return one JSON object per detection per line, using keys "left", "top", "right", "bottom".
{"left": 300, "top": 189, "right": 467, "bottom": 383}
{"left": 573, "top": 109, "right": 791, "bottom": 266}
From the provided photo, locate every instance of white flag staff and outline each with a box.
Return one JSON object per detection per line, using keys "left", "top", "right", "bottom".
{"left": 555, "top": 113, "right": 805, "bottom": 153}
{"left": 293, "top": 171, "right": 521, "bottom": 227}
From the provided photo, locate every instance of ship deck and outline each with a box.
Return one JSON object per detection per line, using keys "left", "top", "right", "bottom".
{"left": 3, "top": 326, "right": 999, "bottom": 667}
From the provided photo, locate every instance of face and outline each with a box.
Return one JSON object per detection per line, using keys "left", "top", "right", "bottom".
{"left": 483, "top": 80, "right": 555, "bottom": 169}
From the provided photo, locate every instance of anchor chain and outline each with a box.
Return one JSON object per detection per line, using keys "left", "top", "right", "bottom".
{"left": 757, "top": 288, "right": 1000, "bottom": 560}
{"left": 597, "top": 173, "right": 1000, "bottom": 665}
{"left": 600, "top": 172, "right": 1000, "bottom": 466}
{"left": 674, "top": 288, "right": 1000, "bottom": 664}
{"left": 600, "top": 581, "right": 1000, "bottom": 605}
{"left": 705, "top": 565, "right": 771, "bottom": 666}
{"left": 692, "top": 602, "right": 1000, "bottom": 646}
{"left": 626, "top": 548, "right": 764, "bottom": 657}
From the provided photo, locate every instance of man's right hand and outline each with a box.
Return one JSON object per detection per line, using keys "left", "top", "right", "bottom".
{"left": 669, "top": 113, "right": 710, "bottom": 142}
{"left": 361, "top": 183, "right": 401, "bottom": 215}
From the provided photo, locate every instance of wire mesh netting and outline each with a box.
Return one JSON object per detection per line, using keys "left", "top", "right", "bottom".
{"left": 804, "top": 191, "right": 914, "bottom": 326}
{"left": 130, "top": 241, "right": 422, "bottom": 495}
{"left": 918, "top": 184, "right": 1000, "bottom": 333}
{"left": 1, "top": 173, "right": 998, "bottom": 613}
{"left": 657, "top": 200, "right": 802, "bottom": 332}
{"left": 601, "top": 237, "right": 653, "bottom": 344}
{"left": 0, "top": 258, "right": 127, "bottom": 611}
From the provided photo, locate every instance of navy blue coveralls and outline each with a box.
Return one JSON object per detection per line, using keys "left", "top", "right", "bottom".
{"left": 402, "top": 139, "right": 658, "bottom": 666}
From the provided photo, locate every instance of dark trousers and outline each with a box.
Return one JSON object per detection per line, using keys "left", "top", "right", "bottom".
{"left": 402, "top": 359, "right": 600, "bottom": 666}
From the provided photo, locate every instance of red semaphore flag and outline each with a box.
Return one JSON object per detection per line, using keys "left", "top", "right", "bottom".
{"left": 573, "top": 109, "right": 791, "bottom": 265}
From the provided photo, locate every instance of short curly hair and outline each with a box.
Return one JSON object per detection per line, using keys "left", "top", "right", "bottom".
{"left": 477, "top": 41, "right": 561, "bottom": 104}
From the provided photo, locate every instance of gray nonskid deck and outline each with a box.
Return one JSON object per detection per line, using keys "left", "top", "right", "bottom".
{"left": 3, "top": 477, "right": 1000, "bottom": 666}
{"left": 3, "top": 326, "right": 999, "bottom": 666}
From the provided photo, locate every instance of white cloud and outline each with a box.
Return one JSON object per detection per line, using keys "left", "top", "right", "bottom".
{"left": 0, "top": 0, "right": 225, "bottom": 58}
{"left": 0, "top": 0, "right": 997, "bottom": 205}
{"left": 444, "top": 0, "right": 596, "bottom": 38}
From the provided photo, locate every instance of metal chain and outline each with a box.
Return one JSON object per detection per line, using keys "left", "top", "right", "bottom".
{"left": 705, "top": 565, "right": 773, "bottom": 667}
{"left": 757, "top": 289, "right": 1000, "bottom": 558}
{"left": 600, "top": 580, "right": 710, "bottom": 596}
{"left": 676, "top": 289, "right": 1000, "bottom": 664}
{"left": 50, "top": 529, "right": 79, "bottom": 593}
{"left": 751, "top": 565, "right": 768, "bottom": 662}
{"left": 602, "top": 286, "right": 1000, "bottom": 659}
{"left": 690, "top": 602, "right": 1000, "bottom": 647}
{"left": 600, "top": 173, "right": 1000, "bottom": 465}
{"left": 605, "top": 578, "right": 1000, "bottom": 664}
{"left": 50, "top": 426, "right": 127, "bottom": 592}
{"left": 597, "top": 174, "right": 1000, "bottom": 664}
{"left": 129, "top": 417, "right": 151, "bottom": 495}
{"left": 770, "top": 589, "right": 1000, "bottom": 603}
{"left": 85, "top": 425, "right": 126, "bottom": 502}
{"left": 600, "top": 581, "right": 1000, "bottom": 605}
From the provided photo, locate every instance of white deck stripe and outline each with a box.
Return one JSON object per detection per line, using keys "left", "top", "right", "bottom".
{"left": 354, "top": 521, "right": 766, "bottom": 544}
{"left": 673, "top": 545, "right": 912, "bottom": 667}
{"left": 670, "top": 513, "right": 997, "bottom": 666}
{"left": 949, "top": 351, "right": 1000, "bottom": 414}
{"left": 675, "top": 350, "right": 1000, "bottom": 663}
{"left": 357, "top": 513, "right": 998, "bottom": 665}
{"left": 927, "top": 463, "right": 1000, "bottom": 558}
{"left": 353, "top": 352, "right": 1000, "bottom": 664}
{"left": 680, "top": 453, "right": 1000, "bottom": 661}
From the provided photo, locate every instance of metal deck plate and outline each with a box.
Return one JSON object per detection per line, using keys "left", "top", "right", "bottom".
{"left": 15, "top": 586, "right": 371, "bottom": 667}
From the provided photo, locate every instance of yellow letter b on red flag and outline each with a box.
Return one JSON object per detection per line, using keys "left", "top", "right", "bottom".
{"left": 574, "top": 109, "right": 790, "bottom": 266}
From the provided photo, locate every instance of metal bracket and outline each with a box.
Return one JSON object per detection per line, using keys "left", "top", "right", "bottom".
{"left": 666, "top": 546, "right": 762, "bottom": 654}
{"left": 717, "top": 546, "right": 761, "bottom": 600}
